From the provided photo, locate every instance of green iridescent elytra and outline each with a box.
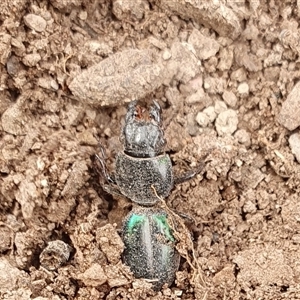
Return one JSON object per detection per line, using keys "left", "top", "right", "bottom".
{"left": 122, "top": 207, "right": 180, "bottom": 290}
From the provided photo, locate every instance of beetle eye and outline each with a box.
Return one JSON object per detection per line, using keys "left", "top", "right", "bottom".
{"left": 149, "top": 100, "right": 162, "bottom": 125}
{"left": 125, "top": 100, "right": 138, "bottom": 122}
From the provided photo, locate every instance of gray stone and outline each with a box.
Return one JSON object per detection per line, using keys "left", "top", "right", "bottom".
{"left": 277, "top": 81, "right": 300, "bottom": 130}
{"left": 22, "top": 53, "right": 41, "bottom": 67}
{"left": 223, "top": 90, "right": 237, "bottom": 107}
{"left": 289, "top": 133, "right": 300, "bottom": 163}
{"left": 23, "top": 14, "right": 47, "bottom": 32}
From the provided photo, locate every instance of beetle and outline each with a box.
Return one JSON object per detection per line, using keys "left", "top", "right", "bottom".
{"left": 95, "top": 100, "right": 207, "bottom": 290}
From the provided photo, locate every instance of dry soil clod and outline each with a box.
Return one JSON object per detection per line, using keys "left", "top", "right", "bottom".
{"left": 159, "top": 0, "right": 242, "bottom": 40}
{"left": 68, "top": 49, "right": 165, "bottom": 107}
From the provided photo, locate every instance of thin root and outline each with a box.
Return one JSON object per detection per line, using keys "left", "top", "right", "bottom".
{"left": 151, "top": 185, "right": 206, "bottom": 288}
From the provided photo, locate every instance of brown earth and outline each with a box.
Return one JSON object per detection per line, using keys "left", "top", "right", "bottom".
{"left": 1, "top": 0, "right": 300, "bottom": 299}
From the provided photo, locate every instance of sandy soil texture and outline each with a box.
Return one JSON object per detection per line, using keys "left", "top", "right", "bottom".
{"left": 1, "top": 1, "right": 300, "bottom": 299}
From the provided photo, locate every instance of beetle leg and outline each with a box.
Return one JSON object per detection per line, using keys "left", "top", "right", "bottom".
{"left": 93, "top": 148, "right": 124, "bottom": 197}
{"left": 174, "top": 153, "right": 211, "bottom": 185}
{"left": 94, "top": 154, "right": 114, "bottom": 183}
{"left": 125, "top": 100, "right": 138, "bottom": 123}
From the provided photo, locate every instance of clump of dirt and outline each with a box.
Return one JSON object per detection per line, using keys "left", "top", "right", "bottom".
{"left": 1, "top": 0, "right": 300, "bottom": 299}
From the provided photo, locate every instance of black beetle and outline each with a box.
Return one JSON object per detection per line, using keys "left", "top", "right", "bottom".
{"left": 95, "top": 100, "right": 206, "bottom": 290}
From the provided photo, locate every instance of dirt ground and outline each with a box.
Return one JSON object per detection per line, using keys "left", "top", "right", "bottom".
{"left": 1, "top": 0, "right": 300, "bottom": 299}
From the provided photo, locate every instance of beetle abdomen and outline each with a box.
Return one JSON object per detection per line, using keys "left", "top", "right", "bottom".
{"left": 122, "top": 207, "right": 180, "bottom": 290}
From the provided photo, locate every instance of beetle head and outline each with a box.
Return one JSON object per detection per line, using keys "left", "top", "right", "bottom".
{"left": 121, "top": 100, "right": 166, "bottom": 158}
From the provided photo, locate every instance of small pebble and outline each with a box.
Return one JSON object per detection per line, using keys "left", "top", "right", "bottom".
{"left": 222, "top": 90, "right": 237, "bottom": 107}
{"left": 22, "top": 53, "right": 41, "bottom": 67}
{"left": 234, "top": 129, "right": 251, "bottom": 147}
{"left": 78, "top": 11, "right": 88, "bottom": 20}
{"left": 78, "top": 263, "right": 107, "bottom": 287}
{"left": 162, "top": 49, "right": 172, "bottom": 60}
{"left": 78, "top": 130, "right": 99, "bottom": 145}
{"left": 39, "top": 240, "right": 72, "bottom": 270}
{"left": 195, "top": 112, "right": 210, "bottom": 127}
{"left": 40, "top": 179, "right": 48, "bottom": 187}
{"left": 50, "top": 80, "right": 59, "bottom": 90}
{"left": 2, "top": 101, "right": 26, "bottom": 135}
{"left": 231, "top": 68, "right": 247, "bottom": 82}
{"left": 289, "top": 133, "right": 300, "bottom": 163}
{"left": 203, "top": 77, "right": 225, "bottom": 94}
{"left": 237, "top": 82, "right": 249, "bottom": 96}
{"left": 203, "top": 106, "right": 217, "bottom": 122}
{"left": 185, "top": 89, "right": 208, "bottom": 104}
{"left": 203, "top": 81, "right": 210, "bottom": 90}
{"left": 96, "top": 224, "right": 124, "bottom": 264}
{"left": 243, "top": 200, "right": 257, "bottom": 214}
{"left": 23, "top": 14, "right": 47, "bottom": 33}
{"left": 38, "top": 77, "right": 59, "bottom": 91}
{"left": 277, "top": 81, "right": 300, "bottom": 130}
{"left": 6, "top": 55, "right": 21, "bottom": 76}
{"left": 215, "top": 109, "right": 238, "bottom": 136}
{"left": 214, "top": 100, "right": 227, "bottom": 114}
{"left": 188, "top": 28, "right": 220, "bottom": 60}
